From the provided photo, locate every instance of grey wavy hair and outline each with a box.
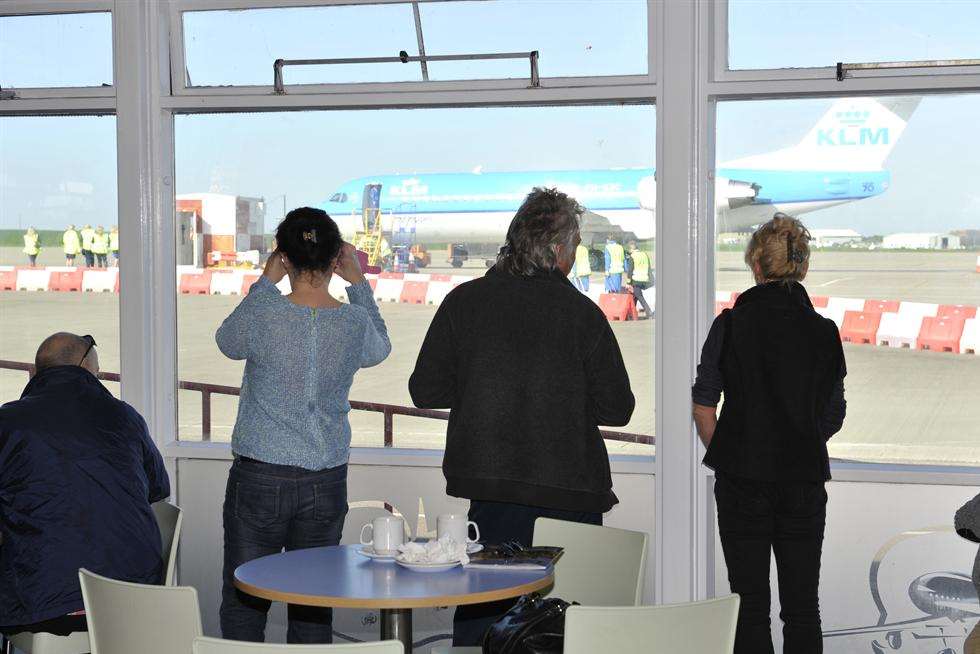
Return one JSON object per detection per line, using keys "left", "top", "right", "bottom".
{"left": 497, "top": 187, "right": 583, "bottom": 276}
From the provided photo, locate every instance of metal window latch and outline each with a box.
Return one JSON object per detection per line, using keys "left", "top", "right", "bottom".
{"left": 273, "top": 50, "right": 541, "bottom": 94}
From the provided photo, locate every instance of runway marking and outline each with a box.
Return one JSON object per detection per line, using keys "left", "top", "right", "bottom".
{"left": 813, "top": 277, "right": 853, "bottom": 288}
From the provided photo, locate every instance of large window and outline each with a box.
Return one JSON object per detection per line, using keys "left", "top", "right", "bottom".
{"left": 727, "top": 0, "right": 980, "bottom": 71}
{"left": 0, "top": 116, "right": 120, "bottom": 400}
{"left": 714, "top": 94, "right": 980, "bottom": 466}
{"left": 180, "top": 0, "right": 648, "bottom": 88}
{"left": 0, "top": 12, "right": 113, "bottom": 88}
{"left": 173, "top": 105, "right": 655, "bottom": 452}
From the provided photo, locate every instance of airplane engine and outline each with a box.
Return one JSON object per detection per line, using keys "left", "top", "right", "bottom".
{"left": 715, "top": 177, "right": 759, "bottom": 210}
{"left": 637, "top": 175, "right": 656, "bottom": 210}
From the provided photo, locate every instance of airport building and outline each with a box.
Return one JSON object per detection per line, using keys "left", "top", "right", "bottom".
{"left": 1, "top": 2, "right": 979, "bottom": 654}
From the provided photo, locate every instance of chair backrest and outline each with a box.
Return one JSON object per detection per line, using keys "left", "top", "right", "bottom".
{"left": 193, "top": 637, "right": 404, "bottom": 653}
{"left": 152, "top": 501, "right": 183, "bottom": 585}
{"left": 79, "top": 568, "right": 203, "bottom": 654}
{"left": 563, "top": 596, "right": 740, "bottom": 654}
{"left": 532, "top": 518, "right": 647, "bottom": 606}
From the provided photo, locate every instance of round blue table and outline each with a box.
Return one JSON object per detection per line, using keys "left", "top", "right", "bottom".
{"left": 234, "top": 544, "right": 554, "bottom": 652}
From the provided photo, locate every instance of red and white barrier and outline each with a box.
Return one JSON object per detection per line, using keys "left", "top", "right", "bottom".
{"left": 82, "top": 269, "right": 118, "bottom": 293}
{"left": 961, "top": 318, "right": 979, "bottom": 355}
{"left": 876, "top": 312, "right": 922, "bottom": 349}
{"left": 16, "top": 268, "right": 51, "bottom": 292}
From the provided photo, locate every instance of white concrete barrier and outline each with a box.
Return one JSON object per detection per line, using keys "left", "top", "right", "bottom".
{"left": 209, "top": 271, "right": 244, "bottom": 295}
{"left": 425, "top": 281, "right": 455, "bottom": 305}
{"left": 960, "top": 318, "right": 979, "bottom": 355}
{"left": 176, "top": 265, "right": 202, "bottom": 285}
{"left": 876, "top": 312, "right": 923, "bottom": 349}
{"left": 715, "top": 290, "right": 734, "bottom": 303}
{"left": 897, "top": 301, "right": 939, "bottom": 319}
{"left": 16, "top": 268, "right": 51, "bottom": 291}
{"left": 451, "top": 275, "right": 476, "bottom": 285}
{"left": 374, "top": 278, "right": 404, "bottom": 303}
{"left": 82, "top": 269, "right": 118, "bottom": 293}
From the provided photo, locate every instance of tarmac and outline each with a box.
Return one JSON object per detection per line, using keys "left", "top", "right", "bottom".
{"left": 1, "top": 248, "right": 978, "bottom": 465}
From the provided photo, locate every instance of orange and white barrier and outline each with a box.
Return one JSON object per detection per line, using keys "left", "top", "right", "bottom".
{"left": 961, "top": 319, "right": 979, "bottom": 355}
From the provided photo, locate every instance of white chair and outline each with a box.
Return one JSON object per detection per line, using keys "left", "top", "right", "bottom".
{"left": 563, "top": 595, "right": 740, "bottom": 654}
{"left": 79, "top": 569, "right": 202, "bottom": 654}
{"left": 152, "top": 501, "right": 183, "bottom": 585}
{"left": 7, "top": 502, "right": 183, "bottom": 654}
{"left": 432, "top": 519, "right": 649, "bottom": 654}
{"left": 193, "top": 637, "right": 404, "bottom": 653}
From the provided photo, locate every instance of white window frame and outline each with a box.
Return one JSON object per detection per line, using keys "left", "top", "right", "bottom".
{"left": 2, "top": 0, "right": 980, "bottom": 611}
{"left": 167, "top": 0, "right": 658, "bottom": 97}
{"left": 711, "top": 0, "right": 980, "bottom": 86}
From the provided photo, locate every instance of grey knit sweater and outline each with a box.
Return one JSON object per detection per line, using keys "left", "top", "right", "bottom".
{"left": 216, "top": 276, "right": 390, "bottom": 470}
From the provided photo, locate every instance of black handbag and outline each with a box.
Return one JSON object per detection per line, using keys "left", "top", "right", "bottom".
{"left": 482, "top": 593, "right": 575, "bottom": 654}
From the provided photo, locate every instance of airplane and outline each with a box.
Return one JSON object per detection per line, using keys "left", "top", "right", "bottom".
{"left": 320, "top": 96, "right": 921, "bottom": 268}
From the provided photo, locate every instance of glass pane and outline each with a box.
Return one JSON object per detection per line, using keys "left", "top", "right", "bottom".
{"left": 182, "top": 4, "right": 423, "bottom": 86}
{"left": 713, "top": 94, "right": 980, "bottom": 466}
{"left": 728, "top": 0, "right": 980, "bottom": 70}
{"left": 0, "top": 13, "right": 113, "bottom": 88}
{"left": 182, "top": 0, "right": 648, "bottom": 87}
{"left": 174, "top": 105, "right": 655, "bottom": 453}
{"left": 419, "top": 0, "right": 648, "bottom": 80}
{"left": 0, "top": 116, "right": 120, "bottom": 401}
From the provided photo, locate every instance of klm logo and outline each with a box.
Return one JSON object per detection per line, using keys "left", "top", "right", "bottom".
{"left": 817, "top": 128, "right": 889, "bottom": 146}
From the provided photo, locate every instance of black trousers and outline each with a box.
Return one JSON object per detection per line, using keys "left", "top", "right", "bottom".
{"left": 714, "top": 472, "right": 827, "bottom": 654}
{"left": 451, "top": 500, "right": 601, "bottom": 646}
{"left": 1, "top": 614, "right": 87, "bottom": 637}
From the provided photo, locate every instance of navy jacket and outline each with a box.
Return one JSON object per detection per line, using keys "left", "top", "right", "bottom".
{"left": 0, "top": 366, "right": 170, "bottom": 627}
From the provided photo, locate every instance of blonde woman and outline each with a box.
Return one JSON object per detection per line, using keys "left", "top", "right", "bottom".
{"left": 692, "top": 213, "right": 846, "bottom": 654}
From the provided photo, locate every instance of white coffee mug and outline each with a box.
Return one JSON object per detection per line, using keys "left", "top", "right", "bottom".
{"left": 360, "top": 516, "right": 405, "bottom": 554}
{"left": 437, "top": 513, "right": 480, "bottom": 544}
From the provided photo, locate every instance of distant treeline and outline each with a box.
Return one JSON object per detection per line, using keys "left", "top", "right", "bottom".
{"left": 0, "top": 230, "right": 63, "bottom": 248}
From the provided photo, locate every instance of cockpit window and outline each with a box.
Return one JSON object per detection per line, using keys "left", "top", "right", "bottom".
{"left": 329, "top": 193, "right": 348, "bottom": 203}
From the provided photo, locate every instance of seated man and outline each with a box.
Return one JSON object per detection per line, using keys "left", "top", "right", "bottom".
{"left": 0, "top": 333, "right": 170, "bottom": 637}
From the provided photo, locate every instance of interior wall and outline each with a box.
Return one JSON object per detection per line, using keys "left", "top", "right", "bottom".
{"left": 712, "top": 479, "right": 979, "bottom": 653}
{"left": 177, "top": 456, "right": 656, "bottom": 652}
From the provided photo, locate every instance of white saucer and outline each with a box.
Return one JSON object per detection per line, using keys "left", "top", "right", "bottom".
{"left": 466, "top": 543, "right": 484, "bottom": 554}
{"left": 395, "top": 558, "right": 462, "bottom": 573}
{"left": 355, "top": 545, "right": 399, "bottom": 561}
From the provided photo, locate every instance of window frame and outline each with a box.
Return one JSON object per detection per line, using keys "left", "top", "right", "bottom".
{"left": 167, "top": 0, "right": 658, "bottom": 97}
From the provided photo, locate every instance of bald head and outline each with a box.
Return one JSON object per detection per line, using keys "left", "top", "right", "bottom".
{"left": 35, "top": 332, "right": 99, "bottom": 375}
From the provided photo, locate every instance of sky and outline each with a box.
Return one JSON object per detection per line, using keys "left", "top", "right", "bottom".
{"left": 1, "top": 1, "right": 980, "bottom": 236}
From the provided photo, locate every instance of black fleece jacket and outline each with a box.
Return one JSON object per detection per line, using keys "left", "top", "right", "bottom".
{"left": 409, "top": 265, "right": 634, "bottom": 513}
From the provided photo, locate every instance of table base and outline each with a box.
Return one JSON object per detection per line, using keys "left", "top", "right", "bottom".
{"left": 380, "top": 607, "right": 413, "bottom": 653}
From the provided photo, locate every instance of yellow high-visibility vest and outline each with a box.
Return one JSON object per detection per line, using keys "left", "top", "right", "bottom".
{"left": 91, "top": 233, "right": 109, "bottom": 255}
{"left": 23, "top": 233, "right": 40, "bottom": 256}
{"left": 631, "top": 250, "right": 651, "bottom": 283}
{"left": 605, "top": 242, "right": 625, "bottom": 275}
{"left": 109, "top": 232, "right": 119, "bottom": 252}
{"left": 574, "top": 244, "right": 591, "bottom": 277}
{"left": 81, "top": 228, "right": 95, "bottom": 250}
{"left": 63, "top": 230, "right": 81, "bottom": 255}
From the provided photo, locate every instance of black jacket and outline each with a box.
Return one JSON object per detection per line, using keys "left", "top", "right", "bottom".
{"left": 409, "top": 265, "right": 634, "bottom": 513}
{"left": 702, "top": 282, "right": 846, "bottom": 483}
{"left": 0, "top": 367, "right": 170, "bottom": 627}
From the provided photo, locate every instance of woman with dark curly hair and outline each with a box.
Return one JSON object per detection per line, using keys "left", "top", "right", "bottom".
{"left": 215, "top": 207, "right": 390, "bottom": 644}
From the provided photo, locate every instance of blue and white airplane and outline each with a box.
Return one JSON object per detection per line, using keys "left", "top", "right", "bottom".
{"left": 321, "top": 96, "right": 920, "bottom": 246}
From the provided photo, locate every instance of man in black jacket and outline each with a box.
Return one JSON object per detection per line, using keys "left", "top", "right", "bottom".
{"left": 410, "top": 187, "right": 635, "bottom": 646}
{"left": 0, "top": 333, "right": 170, "bottom": 638}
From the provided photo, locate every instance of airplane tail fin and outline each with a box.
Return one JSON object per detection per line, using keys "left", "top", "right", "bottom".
{"left": 792, "top": 96, "right": 921, "bottom": 170}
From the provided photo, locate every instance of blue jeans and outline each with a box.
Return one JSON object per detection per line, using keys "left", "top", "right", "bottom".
{"left": 220, "top": 457, "right": 348, "bottom": 644}
{"left": 604, "top": 273, "right": 622, "bottom": 293}
{"left": 574, "top": 275, "right": 590, "bottom": 292}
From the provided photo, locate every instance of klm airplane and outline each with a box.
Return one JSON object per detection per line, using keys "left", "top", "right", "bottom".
{"left": 321, "top": 97, "right": 920, "bottom": 250}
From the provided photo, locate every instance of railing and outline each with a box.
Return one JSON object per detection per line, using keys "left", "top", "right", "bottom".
{"left": 0, "top": 360, "right": 654, "bottom": 448}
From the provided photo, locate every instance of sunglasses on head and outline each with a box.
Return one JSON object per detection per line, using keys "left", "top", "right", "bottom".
{"left": 79, "top": 335, "right": 97, "bottom": 366}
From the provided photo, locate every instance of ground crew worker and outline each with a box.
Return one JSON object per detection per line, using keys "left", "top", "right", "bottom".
{"left": 109, "top": 226, "right": 120, "bottom": 264}
{"left": 91, "top": 226, "right": 109, "bottom": 268}
{"left": 80, "top": 225, "right": 95, "bottom": 267}
{"left": 63, "top": 224, "right": 81, "bottom": 265}
{"left": 23, "top": 227, "right": 40, "bottom": 267}
{"left": 626, "top": 241, "right": 654, "bottom": 319}
{"left": 572, "top": 242, "right": 591, "bottom": 292}
{"left": 603, "top": 235, "right": 625, "bottom": 293}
